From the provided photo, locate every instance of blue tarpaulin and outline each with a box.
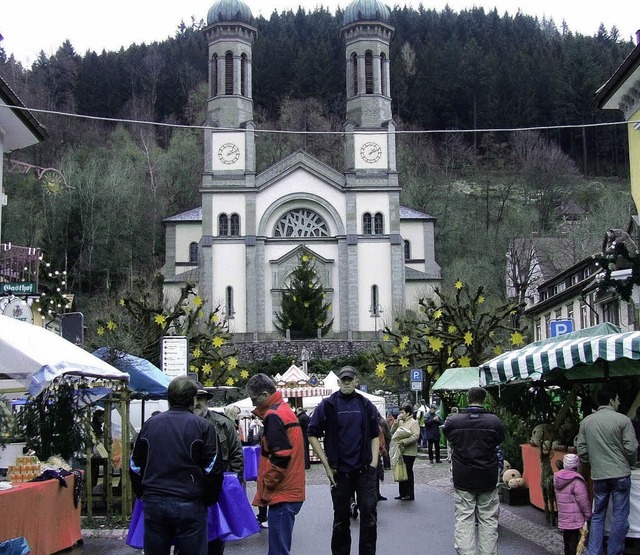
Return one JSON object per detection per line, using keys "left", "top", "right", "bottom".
{"left": 92, "top": 348, "right": 170, "bottom": 399}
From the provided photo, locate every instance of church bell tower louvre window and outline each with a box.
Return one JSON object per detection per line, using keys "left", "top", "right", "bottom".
{"left": 380, "top": 52, "right": 387, "bottom": 96}
{"left": 225, "top": 52, "right": 234, "bottom": 95}
{"left": 404, "top": 239, "right": 411, "bottom": 260}
{"left": 240, "top": 53, "right": 247, "bottom": 97}
{"left": 365, "top": 51, "right": 374, "bottom": 94}
{"left": 351, "top": 53, "right": 358, "bottom": 96}
{"left": 211, "top": 54, "right": 218, "bottom": 96}
{"left": 189, "top": 242, "right": 199, "bottom": 264}
{"left": 274, "top": 209, "right": 329, "bottom": 237}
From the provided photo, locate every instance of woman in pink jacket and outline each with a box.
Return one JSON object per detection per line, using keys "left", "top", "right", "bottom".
{"left": 554, "top": 453, "right": 592, "bottom": 555}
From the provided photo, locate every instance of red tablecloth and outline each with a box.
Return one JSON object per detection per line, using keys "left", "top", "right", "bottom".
{"left": 0, "top": 475, "right": 82, "bottom": 555}
{"left": 520, "top": 443, "right": 564, "bottom": 510}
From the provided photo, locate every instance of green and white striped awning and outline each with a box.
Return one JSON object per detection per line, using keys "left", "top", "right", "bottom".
{"left": 480, "top": 330, "right": 640, "bottom": 387}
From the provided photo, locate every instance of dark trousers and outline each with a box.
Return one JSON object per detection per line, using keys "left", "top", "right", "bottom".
{"left": 562, "top": 529, "right": 580, "bottom": 555}
{"left": 330, "top": 466, "right": 377, "bottom": 555}
{"left": 428, "top": 439, "right": 441, "bottom": 463}
{"left": 303, "top": 435, "right": 311, "bottom": 469}
{"left": 398, "top": 455, "right": 416, "bottom": 499}
{"left": 208, "top": 538, "right": 225, "bottom": 555}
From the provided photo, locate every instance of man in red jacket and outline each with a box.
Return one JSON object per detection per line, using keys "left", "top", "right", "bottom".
{"left": 246, "top": 373, "right": 306, "bottom": 555}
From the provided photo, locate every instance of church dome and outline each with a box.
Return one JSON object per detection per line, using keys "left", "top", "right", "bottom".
{"left": 343, "top": 0, "right": 391, "bottom": 25}
{"left": 207, "top": 0, "right": 253, "bottom": 25}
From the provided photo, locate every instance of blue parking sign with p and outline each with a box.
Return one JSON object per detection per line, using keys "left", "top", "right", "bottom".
{"left": 410, "top": 369, "right": 423, "bottom": 382}
{"left": 550, "top": 319, "right": 573, "bottom": 337}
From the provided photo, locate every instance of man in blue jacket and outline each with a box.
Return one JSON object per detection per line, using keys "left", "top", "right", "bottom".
{"left": 308, "top": 366, "right": 380, "bottom": 555}
{"left": 130, "top": 376, "right": 223, "bottom": 555}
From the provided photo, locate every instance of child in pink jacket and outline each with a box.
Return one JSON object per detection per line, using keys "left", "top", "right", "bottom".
{"left": 554, "top": 453, "right": 592, "bottom": 555}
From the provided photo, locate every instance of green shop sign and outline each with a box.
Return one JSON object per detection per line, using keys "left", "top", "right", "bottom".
{"left": 1, "top": 282, "right": 37, "bottom": 294}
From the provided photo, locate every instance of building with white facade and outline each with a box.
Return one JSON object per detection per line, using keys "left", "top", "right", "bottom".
{"left": 162, "top": 0, "right": 441, "bottom": 339}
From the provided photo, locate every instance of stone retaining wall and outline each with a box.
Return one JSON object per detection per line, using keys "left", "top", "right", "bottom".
{"left": 233, "top": 339, "right": 379, "bottom": 364}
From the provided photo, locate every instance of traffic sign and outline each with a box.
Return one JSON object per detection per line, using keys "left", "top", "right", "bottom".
{"left": 550, "top": 319, "right": 573, "bottom": 337}
{"left": 411, "top": 381, "right": 422, "bottom": 391}
{"left": 161, "top": 336, "right": 189, "bottom": 378}
{"left": 410, "top": 368, "right": 423, "bottom": 382}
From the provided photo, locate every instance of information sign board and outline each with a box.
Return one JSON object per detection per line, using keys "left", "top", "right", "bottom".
{"left": 161, "top": 336, "right": 189, "bottom": 378}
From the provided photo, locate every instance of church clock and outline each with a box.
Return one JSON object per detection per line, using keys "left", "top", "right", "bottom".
{"left": 354, "top": 133, "right": 387, "bottom": 170}
{"left": 212, "top": 132, "right": 245, "bottom": 170}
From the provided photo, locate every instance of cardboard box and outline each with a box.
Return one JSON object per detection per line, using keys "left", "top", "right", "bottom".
{"left": 498, "top": 483, "right": 529, "bottom": 506}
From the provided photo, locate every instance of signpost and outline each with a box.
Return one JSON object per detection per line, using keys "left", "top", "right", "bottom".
{"left": 410, "top": 368, "right": 423, "bottom": 399}
{"left": 161, "top": 336, "right": 189, "bottom": 378}
{"left": 550, "top": 319, "right": 574, "bottom": 337}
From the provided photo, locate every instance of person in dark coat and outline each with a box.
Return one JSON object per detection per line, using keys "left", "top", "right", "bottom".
{"left": 424, "top": 404, "right": 442, "bottom": 463}
{"left": 296, "top": 407, "right": 311, "bottom": 470}
{"left": 378, "top": 413, "right": 392, "bottom": 470}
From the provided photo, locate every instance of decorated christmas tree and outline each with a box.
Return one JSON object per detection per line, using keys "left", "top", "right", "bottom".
{"left": 274, "top": 248, "right": 333, "bottom": 339}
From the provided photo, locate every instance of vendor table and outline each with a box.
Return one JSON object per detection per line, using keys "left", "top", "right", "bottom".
{"left": 520, "top": 443, "right": 564, "bottom": 510}
{"left": 126, "top": 472, "right": 259, "bottom": 548}
{"left": 0, "top": 474, "right": 82, "bottom": 555}
{"left": 243, "top": 445, "right": 261, "bottom": 481}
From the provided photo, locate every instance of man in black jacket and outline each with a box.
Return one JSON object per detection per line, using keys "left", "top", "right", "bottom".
{"left": 130, "top": 376, "right": 223, "bottom": 555}
{"left": 443, "top": 387, "right": 504, "bottom": 555}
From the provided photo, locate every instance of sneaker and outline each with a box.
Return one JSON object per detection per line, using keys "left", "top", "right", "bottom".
{"left": 258, "top": 520, "right": 268, "bottom": 529}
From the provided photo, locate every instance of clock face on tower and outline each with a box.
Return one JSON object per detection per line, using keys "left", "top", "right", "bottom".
{"left": 360, "top": 142, "right": 383, "bottom": 164}
{"left": 218, "top": 143, "right": 241, "bottom": 165}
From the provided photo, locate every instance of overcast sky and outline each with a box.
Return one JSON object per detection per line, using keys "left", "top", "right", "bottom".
{"left": 2, "top": 1, "right": 638, "bottom": 67}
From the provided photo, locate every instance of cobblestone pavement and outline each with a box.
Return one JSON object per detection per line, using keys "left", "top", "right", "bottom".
{"left": 78, "top": 455, "right": 564, "bottom": 554}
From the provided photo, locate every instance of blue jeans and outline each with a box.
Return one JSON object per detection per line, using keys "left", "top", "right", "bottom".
{"left": 267, "top": 501, "right": 303, "bottom": 555}
{"left": 588, "top": 476, "right": 631, "bottom": 555}
{"left": 143, "top": 495, "right": 208, "bottom": 555}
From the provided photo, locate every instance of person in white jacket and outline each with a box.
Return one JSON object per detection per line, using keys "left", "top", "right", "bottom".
{"left": 390, "top": 404, "right": 420, "bottom": 501}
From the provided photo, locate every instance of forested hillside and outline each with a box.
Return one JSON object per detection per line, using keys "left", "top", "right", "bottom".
{"left": 0, "top": 6, "right": 636, "bottom": 328}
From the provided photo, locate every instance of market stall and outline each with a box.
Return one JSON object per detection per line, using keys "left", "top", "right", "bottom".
{"left": 432, "top": 366, "right": 480, "bottom": 392}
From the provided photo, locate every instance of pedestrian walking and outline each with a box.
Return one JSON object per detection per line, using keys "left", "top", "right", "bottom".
{"left": 296, "top": 407, "right": 311, "bottom": 470}
{"left": 577, "top": 384, "right": 638, "bottom": 555}
{"left": 130, "top": 376, "right": 223, "bottom": 555}
{"left": 390, "top": 404, "right": 420, "bottom": 501}
{"left": 554, "top": 453, "right": 591, "bottom": 555}
{"left": 443, "top": 387, "right": 505, "bottom": 555}
{"left": 246, "top": 373, "right": 306, "bottom": 555}
{"left": 308, "top": 366, "right": 380, "bottom": 555}
{"left": 424, "top": 404, "right": 442, "bottom": 463}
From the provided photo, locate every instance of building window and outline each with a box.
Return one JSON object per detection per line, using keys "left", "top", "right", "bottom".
{"left": 225, "top": 52, "right": 234, "bottom": 95}
{"left": 380, "top": 52, "right": 387, "bottom": 95}
{"left": 580, "top": 303, "right": 589, "bottom": 329}
{"left": 567, "top": 304, "right": 574, "bottom": 325}
{"left": 351, "top": 53, "right": 358, "bottom": 95}
{"left": 555, "top": 308, "right": 562, "bottom": 319}
{"left": 374, "top": 213, "right": 383, "bottom": 235}
{"left": 211, "top": 54, "right": 218, "bottom": 96}
{"left": 543, "top": 313, "right": 550, "bottom": 337}
{"left": 225, "top": 286, "right": 235, "bottom": 320}
{"left": 189, "top": 242, "right": 198, "bottom": 264}
{"left": 274, "top": 209, "right": 329, "bottom": 237}
{"left": 219, "top": 214, "right": 229, "bottom": 236}
{"left": 370, "top": 285, "right": 381, "bottom": 316}
{"left": 230, "top": 213, "right": 240, "bottom": 236}
{"left": 363, "top": 213, "right": 372, "bottom": 235}
{"left": 535, "top": 319, "right": 541, "bottom": 341}
{"left": 404, "top": 240, "right": 411, "bottom": 260}
{"left": 240, "top": 53, "right": 247, "bottom": 96}
{"left": 602, "top": 300, "right": 620, "bottom": 326}
{"left": 365, "top": 51, "right": 373, "bottom": 94}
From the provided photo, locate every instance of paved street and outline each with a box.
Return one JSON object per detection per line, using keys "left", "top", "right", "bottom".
{"left": 74, "top": 458, "right": 563, "bottom": 554}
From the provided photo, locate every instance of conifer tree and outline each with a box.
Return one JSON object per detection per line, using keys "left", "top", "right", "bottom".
{"left": 274, "top": 248, "right": 333, "bottom": 339}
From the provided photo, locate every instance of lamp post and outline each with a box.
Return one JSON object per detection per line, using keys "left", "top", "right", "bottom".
{"left": 300, "top": 346, "right": 310, "bottom": 374}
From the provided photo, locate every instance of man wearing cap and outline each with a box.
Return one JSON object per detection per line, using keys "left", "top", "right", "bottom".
{"left": 194, "top": 385, "right": 245, "bottom": 555}
{"left": 577, "top": 384, "right": 638, "bottom": 555}
{"left": 308, "top": 366, "right": 380, "bottom": 555}
{"left": 443, "top": 386, "right": 504, "bottom": 555}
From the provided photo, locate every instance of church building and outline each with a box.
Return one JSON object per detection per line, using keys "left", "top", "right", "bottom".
{"left": 162, "top": 0, "right": 441, "bottom": 338}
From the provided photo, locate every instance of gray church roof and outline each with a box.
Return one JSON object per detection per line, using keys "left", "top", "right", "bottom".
{"left": 405, "top": 267, "right": 439, "bottom": 281}
{"left": 163, "top": 207, "right": 202, "bottom": 223}
{"left": 343, "top": 0, "right": 391, "bottom": 25}
{"left": 399, "top": 206, "right": 435, "bottom": 220}
{"left": 207, "top": 0, "right": 253, "bottom": 25}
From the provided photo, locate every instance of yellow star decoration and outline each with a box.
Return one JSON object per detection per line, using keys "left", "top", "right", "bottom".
{"left": 193, "top": 347, "right": 201, "bottom": 358}
{"left": 383, "top": 334, "right": 391, "bottom": 342}
{"left": 212, "top": 314, "right": 219, "bottom": 322}
{"left": 428, "top": 336, "right": 444, "bottom": 352}
{"left": 302, "top": 255, "right": 308, "bottom": 262}
{"left": 510, "top": 309, "right": 517, "bottom": 315}
{"left": 193, "top": 296, "right": 203, "bottom": 307}
{"left": 154, "top": 314, "right": 166, "bottom": 325}
{"left": 375, "top": 362, "right": 386, "bottom": 376}
{"left": 464, "top": 331, "right": 473, "bottom": 346}
{"left": 493, "top": 345, "right": 503, "bottom": 355}
{"left": 489, "top": 331, "right": 495, "bottom": 338}
{"left": 292, "top": 295, "right": 297, "bottom": 301}
{"left": 478, "top": 295, "right": 486, "bottom": 304}
{"left": 107, "top": 320, "right": 117, "bottom": 331}
{"left": 322, "top": 293, "right": 326, "bottom": 298}
{"left": 119, "top": 299, "right": 125, "bottom": 306}
{"left": 433, "top": 309, "right": 442, "bottom": 319}
{"left": 399, "top": 357, "right": 410, "bottom": 368}
{"left": 97, "top": 326, "right": 105, "bottom": 336}
{"left": 202, "top": 363, "right": 212, "bottom": 373}
{"left": 212, "top": 336, "right": 225, "bottom": 348}
{"left": 511, "top": 331, "right": 525, "bottom": 346}
{"left": 455, "top": 280, "right": 463, "bottom": 290}
{"left": 427, "top": 365, "right": 433, "bottom": 373}
{"left": 304, "top": 302, "right": 310, "bottom": 307}
{"left": 240, "top": 369, "right": 249, "bottom": 379}
{"left": 448, "top": 325, "right": 457, "bottom": 334}
{"left": 459, "top": 356, "right": 471, "bottom": 367}
{"left": 226, "top": 377, "right": 235, "bottom": 386}
{"left": 401, "top": 335, "right": 410, "bottom": 346}
{"left": 392, "top": 346, "right": 399, "bottom": 354}
{"left": 317, "top": 321, "right": 323, "bottom": 327}
{"left": 228, "top": 357, "right": 238, "bottom": 370}
{"left": 190, "top": 365, "right": 198, "bottom": 373}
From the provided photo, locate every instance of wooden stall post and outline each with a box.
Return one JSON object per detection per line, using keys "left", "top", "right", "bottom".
{"left": 84, "top": 413, "right": 93, "bottom": 517}
{"left": 104, "top": 397, "right": 113, "bottom": 518}
{"left": 120, "top": 389, "right": 132, "bottom": 518}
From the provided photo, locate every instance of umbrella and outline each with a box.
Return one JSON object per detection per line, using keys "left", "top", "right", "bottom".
{"left": 432, "top": 367, "right": 480, "bottom": 392}
{"left": 479, "top": 324, "right": 640, "bottom": 387}
{"left": 92, "top": 347, "right": 170, "bottom": 399}
{"left": 0, "top": 315, "right": 128, "bottom": 397}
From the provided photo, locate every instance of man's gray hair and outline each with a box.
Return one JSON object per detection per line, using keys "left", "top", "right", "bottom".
{"left": 168, "top": 376, "right": 198, "bottom": 408}
{"left": 246, "top": 373, "right": 276, "bottom": 398}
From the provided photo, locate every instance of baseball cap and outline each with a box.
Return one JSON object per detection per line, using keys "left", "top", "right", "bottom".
{"left": 338, "top": 367, "right": 357, "bottom": 380}
{"left": 563, "top": 453, "right": 579, "bottom": 469}
{"left": 195, "top": 382, "right": 213, "bottom": 399}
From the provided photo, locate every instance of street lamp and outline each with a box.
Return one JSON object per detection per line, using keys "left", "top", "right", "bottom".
{"left": 300, "top": 347, "right": 310, "bottom": 374}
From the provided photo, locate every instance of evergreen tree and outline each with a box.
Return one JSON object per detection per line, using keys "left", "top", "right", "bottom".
{"left": 274, "top": 248, "right": 333, "bottom": 339}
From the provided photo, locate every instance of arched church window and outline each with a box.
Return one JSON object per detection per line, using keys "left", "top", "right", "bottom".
{"left": 374, "top": 213, "right": 384, "bottom": 234}
{"left": 363, "top": 213, "right": 372, "bottom": 235}
{"left": 404, "top": 239, "right": 411, "bottom": 260}
{"left": 380, "top": 52, "right": 387, "bottom": 96}
{"left": 225, "top": 52, "right": 234, "bottom": 95}
{"left": 230, "top": 213, "right": 240, "bottom": 236}
{"left": 240, "top": 53, "right": 247, "bottom": 97}
{"left": 189, "top": 242, "right": 199, "bottom": 264}
{"left": 370, "top": 285, "right": 381, "bottom": 316}
{"left": 225, "top": 286, "right": 235, "bottom": 320}
{"left": 351, "top": 53, "right": 358, "bottom": 96}
{"left": 365, "top": 51, "right": 373, "bottom": 94}
{"left": 211, "top": 54, "right": 218, "bottom": 97}
{"left": 274, "top": 209, "right": 329, "bottom": 237}
{"left": 219, "top": 214, "right": 229, "bottom": 236}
